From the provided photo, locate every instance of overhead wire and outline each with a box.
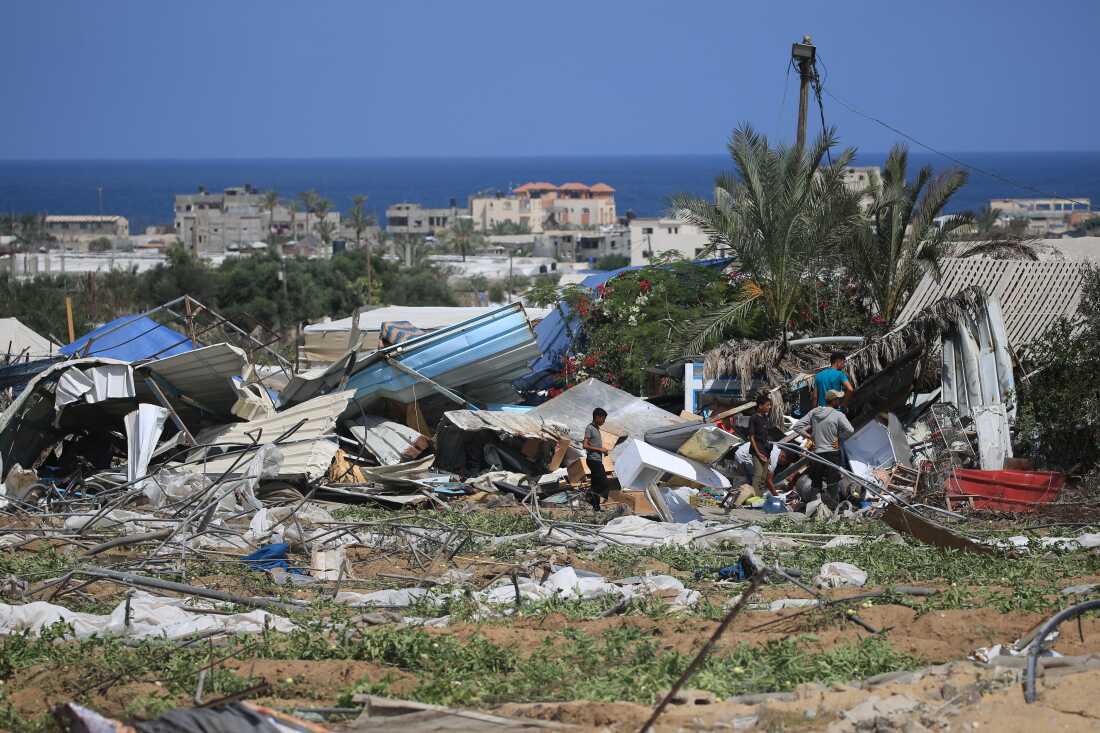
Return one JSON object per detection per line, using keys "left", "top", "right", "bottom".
{"left": 815, "top": 52, "right": 1090, "bottom": 208}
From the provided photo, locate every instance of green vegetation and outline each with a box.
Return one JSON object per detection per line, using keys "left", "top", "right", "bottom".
{"left": 672, "top": 124, "right": 861, "bottom": 350}
{"left": 529, "top": 261, "right": 744, "bottom": 393}
{"left": 338, "top": 627, "right": 919, "bottom": 707}
{"left": 0, "top": 245, "right": 458, "bottom": 342}
{"left": 1017, "top": 265, "right": 1100, "bottom": 469}
{"left": 593, "top": 254, "right": 629, "bottom": 271}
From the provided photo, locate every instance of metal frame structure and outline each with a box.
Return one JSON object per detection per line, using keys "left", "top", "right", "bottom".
{"left": 75, "top": 295, "right": 292, "bottom": 377}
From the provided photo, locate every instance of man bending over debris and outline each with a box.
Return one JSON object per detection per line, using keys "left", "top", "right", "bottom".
{"left": 583, "top": 407, "right": 611, "bottom": 511}
{"left": 792, "top": 389, "right": 854, "bottom": 506}
{"left": 812, "top": 351, "right": 854, "bottom": 408}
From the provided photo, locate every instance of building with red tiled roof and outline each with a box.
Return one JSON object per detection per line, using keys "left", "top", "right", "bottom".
{"left": 472, "top": 181, "right": 616, "bottom": 233}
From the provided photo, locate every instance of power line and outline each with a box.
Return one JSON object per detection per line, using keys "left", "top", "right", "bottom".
{"left": 817, "top": 65, "right": 1090, "bottom": 209}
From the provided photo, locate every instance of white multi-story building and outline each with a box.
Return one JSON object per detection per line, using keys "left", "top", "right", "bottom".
{"left": 629, "top": 218, "right": 716, "bottom": 265}
{"left": 990, "top": 197, "right": 1092, "bottom": 236}
{"left": 470, "top": 182, "right": 616, "bottom": 233}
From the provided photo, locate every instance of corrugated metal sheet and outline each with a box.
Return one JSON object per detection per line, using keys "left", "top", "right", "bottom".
{"left": 896, "top": 259, "right": 1087, "bottom": 346}
{"left": 139, "top": 343, "right": 247, "bottom": 416}
{"left": 190, "top": 391, "right": 355, "bottom": 479}
{"left": 281, "top": 303, "right": 538, "bottom": 412}
{"left": 441, "top": 410, "right": 569, "bottom": 439}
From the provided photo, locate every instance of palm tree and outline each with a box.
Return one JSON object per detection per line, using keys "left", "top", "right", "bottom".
{"left": 444, "top": 217, "right": 479, "bottom": 261}
{"left": 298, "top": 190, "right": 319, "bottom": 237}
{"left": 672, "top": 124, "right": 860, "bottom": 351}
{"left": 846, "top": 145, "right": 970, "bottom": 325}
{"left": 286, "top": 200, "right": 298, "bottom": 240}
{"left": 316, "top": 219, "right": 336, "bottom": 248}
{"left": 261, "top": 191, "right": 279, "bottom": 245}
{"left": 348, "top": 195, "right": 374, "bottom": 302}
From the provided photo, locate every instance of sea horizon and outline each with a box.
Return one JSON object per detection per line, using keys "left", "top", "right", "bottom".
{"left": 3, "top": 151, "right": 1099, "bottom": 233}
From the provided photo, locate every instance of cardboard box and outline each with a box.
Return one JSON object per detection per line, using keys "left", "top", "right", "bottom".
{"left": 566, "top": 454, "right": 616, "bottom": 485}
{"left": 547, "top": 437, "right": 572, "bottom": 471}
{"left": 608, "top": 489, "right": 657, "bottom": 515}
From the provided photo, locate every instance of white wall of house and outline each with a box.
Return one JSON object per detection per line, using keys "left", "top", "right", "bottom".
{"left": 629, "top": 218, "right": 711, "bottom": 265}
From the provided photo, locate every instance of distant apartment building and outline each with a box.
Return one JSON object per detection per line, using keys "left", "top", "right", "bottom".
{"left": 45, "top": 215, "right": 130, "bottom": 247}
{"left": 470, "top": 182, "right": 616, "bottom": 233}
{"left": 385, "top": 201, "right": 464, "bottom": 236}
{"left": 841, "top": 165, "right": 880, "bottom": 209}
{"left": 175, "top": 185, "right": 340, "bottom": 255}
{"left": 990, "top": 197, "right": 1091, "bottom": 236}
{"left": 629, "top": 217, "right": 717, "bottom": 266}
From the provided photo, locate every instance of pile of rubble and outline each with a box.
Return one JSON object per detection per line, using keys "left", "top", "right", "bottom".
{"left": 0, "top": 284, "right": 1093, "bottom": 731}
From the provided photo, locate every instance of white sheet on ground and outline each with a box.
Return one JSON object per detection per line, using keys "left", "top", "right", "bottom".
{"left": 0, "top": 591, "right": 294, "bottom": 639}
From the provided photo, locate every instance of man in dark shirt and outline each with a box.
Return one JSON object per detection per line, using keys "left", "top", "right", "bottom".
{"left": 748, "top": 392, "right": 775, "bottom": 500}
{"left": 583, "top": 407, "right": 610, "bottom": 511}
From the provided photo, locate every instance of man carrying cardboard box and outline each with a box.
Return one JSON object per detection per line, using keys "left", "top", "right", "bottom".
{"left": 583, "top": 407, "right": 611, "bottom": 511}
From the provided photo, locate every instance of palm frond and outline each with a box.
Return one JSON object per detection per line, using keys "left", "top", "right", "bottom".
{"left": 679, "top": 290, "right": 762, "bottom": 357}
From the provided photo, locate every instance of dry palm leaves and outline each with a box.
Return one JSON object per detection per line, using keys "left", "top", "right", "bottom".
{"left": 703, "top": 285, "right": 992, "bottom": 395}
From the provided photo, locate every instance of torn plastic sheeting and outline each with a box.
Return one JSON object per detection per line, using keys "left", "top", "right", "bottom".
{"left": 247, "top": 502, "right": 345, "bottom": 547}
{"left": 242, "top": 543, "right": 308, "bottom": 574}
{"left": 336, "top": 587, "right": 434, "bottom": 608}
{"left": 480, "top": 566, "right": 700, "bottom": 609}
{"left": 0, "top": 590, "right": 294, "bottom": 639}
{"left": 124, "top": 403, "right": 168, "bottom": 482}
{"left": 814, "top": 562, "right": 868, "bottom": 589}
{"left": 64, "top": 509, "right": 164, "bottom": 534}
{"left": 611, "top": 438, "right": 730, "bottom": 491}
{"left": 531, "top": 378, "right": 686, "bottom": 442}
{"left": 348, "top": 414, "right": 431, "bottom": 466}
{"left": 545, "top": 514, "right": 765, "bottom": 550}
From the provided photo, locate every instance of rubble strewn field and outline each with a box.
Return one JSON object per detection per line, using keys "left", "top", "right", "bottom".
{"left": 1, "top": 281, "right": 1098, "bottom": 733}
{"left": 4, "top": 504, "right": 1100, "bottom": 732}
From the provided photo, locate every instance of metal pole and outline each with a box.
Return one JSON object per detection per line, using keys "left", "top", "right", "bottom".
{"left": 793, "top": 35, "right": 816, "bottom": 151}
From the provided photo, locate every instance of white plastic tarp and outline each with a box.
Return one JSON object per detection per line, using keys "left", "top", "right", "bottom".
{"left": 0, "top": 591, "right": 294, "bottom": 639}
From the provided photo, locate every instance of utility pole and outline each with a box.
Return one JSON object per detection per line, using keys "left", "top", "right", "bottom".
{"left": 792, "top": 35, "right": 816, "bottom": 151}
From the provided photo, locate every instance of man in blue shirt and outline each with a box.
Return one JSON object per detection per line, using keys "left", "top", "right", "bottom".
{"left": 812, "top": 352, "right": 854, "bottom": 408}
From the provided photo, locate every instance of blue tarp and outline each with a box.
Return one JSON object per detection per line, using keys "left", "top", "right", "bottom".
{"left": 515, "top": 258, "right": 733, "bottom": 392}
{"left": 60, "top": 315, "right": 195, "bottom": 362}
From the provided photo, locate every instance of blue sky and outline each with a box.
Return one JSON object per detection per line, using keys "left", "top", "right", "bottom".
{"left": 1, "top": 0, "right": 1096, "bottom": 158}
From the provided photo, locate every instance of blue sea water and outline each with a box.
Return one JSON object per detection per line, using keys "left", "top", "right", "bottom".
{"left": 0, "top": 153, "right": 1098, "bottom": 233}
